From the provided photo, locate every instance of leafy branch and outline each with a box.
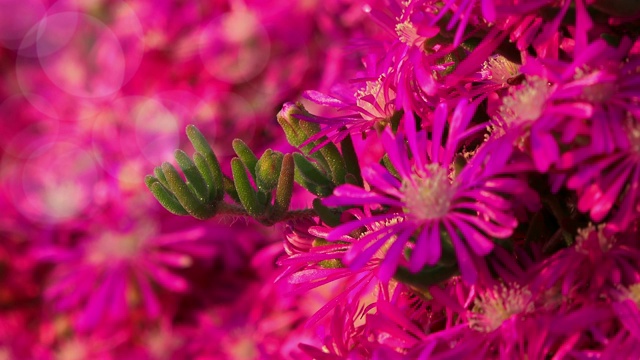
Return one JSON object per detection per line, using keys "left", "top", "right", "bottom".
{"left": 144, "top": 103, "right": 363, "bottom": 226}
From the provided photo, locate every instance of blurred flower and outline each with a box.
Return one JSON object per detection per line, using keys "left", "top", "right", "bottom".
{"left": 37, "top": 213, "right": 214, "bottom": 331}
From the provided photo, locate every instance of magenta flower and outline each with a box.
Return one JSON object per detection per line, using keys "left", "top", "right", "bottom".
{"left": 558, "top": 115, "right": 640, "bottom": 231}
{"left": 323, "top": 99, "right": 534, "bottom": 283}
{"left": 358, "top": 0, "right": 449, "bottom": 119}
{"left": 431, "top": 0, "right": 498, "bottom": 47}
{"left": 278, "top": 211, "right": 387, "bottom": 325}
{"left": 296, "top": 75, "right": 397, "bottom": 144}
{"left": 531, "top": 224, "right": 640, "bottom": 301}
{"left": 37, "top": 214, "right": 215, "bottom": 331}
{"left": 298, "top": 305, "right": 369, "bottom": 360}
{"left": 420, "top": 284, "right": 540, "bottom": 359}
{"left": 519, "top": 39, "right": 637, "bottom": 143}
{"left": 488, "top": 39, "right": 639, "bottom": 175}
{"left": 502, "top": 0, "right": 594, "bottom": 56}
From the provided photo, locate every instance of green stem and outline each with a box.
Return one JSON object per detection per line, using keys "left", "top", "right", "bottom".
{"left": 216, "top": 202, "right": 316, "bottom": 223}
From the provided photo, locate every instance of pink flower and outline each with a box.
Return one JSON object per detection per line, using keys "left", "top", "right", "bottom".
{"left": 531, "top": 224, "right": 640, "bottom": 302}
{"left": 37, "top": 213, "right": 215, "bottom": 331}
{"left": 323, "top": 99, "right": 535, "bottom": 283}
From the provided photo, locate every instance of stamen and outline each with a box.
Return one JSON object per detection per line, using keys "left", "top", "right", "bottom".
{"left": 395, "top": 20, "right": 421, "bottom": 45}
{"left": 355, "top": 75, "right": 395, "bottom": 121}
{"left": 469, "top": 283, "right": 534, "bottom": 333}
{"left": 482, "top": 55, "right": 520, "bottom": 85}
{"left": 401, "top": 164, "right": 454, "bottom": 221}
{"left": 499, "top": 77, "right": 552, "bottom": 125}
{"left": 575, "top": 224, "right": 616, "bottom": 255}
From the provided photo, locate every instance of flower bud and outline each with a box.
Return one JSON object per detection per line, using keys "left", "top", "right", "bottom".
{"left": 255, "top": 149, "right": 283, "bottom": 193}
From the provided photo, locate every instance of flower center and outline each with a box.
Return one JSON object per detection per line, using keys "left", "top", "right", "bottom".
{"left": 469, "top": 284, "right": 533, "bottom": 333}
{"left": 482, "top": 55, "right": 520, "bottom": 84}
{"left": 575, "top": 223, "right": 616, "bottom": 255}
{"left": 499, "top": 76, "right": 552, "bottom": 125}
{"left": 401, "top": 165, "right": 453, "bottom": 221}
{"left": 355, "top": 76, "right": 395, "bottom": 121}
{"left": 86, "top": 223, "right": 155, "bottom": 265}
{"left": 395, "top": 20, "right": 421, "bottom": 45}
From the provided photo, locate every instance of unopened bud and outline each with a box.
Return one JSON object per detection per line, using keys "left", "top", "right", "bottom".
{"left": 255, "top": 149, "right": 284, "bottom": 192}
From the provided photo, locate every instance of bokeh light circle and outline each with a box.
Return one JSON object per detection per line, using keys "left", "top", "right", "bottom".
{"left": 0, "top": 0, "right": 47, "bottom": 49}
{"left": 7, "top": 139, "right": 100, "bottom": 224}
{"left": 89, "top": 96, "right": 181, "bottom": 188}
{"left": 199, "top": 9, "right": 271, "bottom": 84}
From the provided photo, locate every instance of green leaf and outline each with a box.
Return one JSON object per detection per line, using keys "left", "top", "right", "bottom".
{"left": 231, "top": 158, "right": 264, "bottom": 218}
{"left": 186, "top": 125, "right": 224, "bottom": 201}
{"left": 276, "top": 103, "right": 331, "bottom": 172}
{"left": 317, "top": 142, "right": 347, "bottom": 185}
{"left": 298, "top": 118, "right": 321, "bottom": 138}
{"left": 381, "top": 154, "right": 400, "bottom": 179}
{"left": 340, "top": 134, "right": 362, "bottom": 186}
{"left": 271, "top": 153, "right": 294, "bottom": 221}
{"left": 174, "top": 150, "right": 209, "bottom": 202}
{"left": 148, "top": 182, "right": 189, "bottom": 216}
{"left": 294, "top": 170, "right": 333, "bottom": 197}
{"left": 390, "top": 110, "right": 403, "bottom": 133}
{"left": 161, "top": 162, "right": 215, "bottom": 220}
{"left": 277, "top": 104, "right": 307, "bottom": 149}
{"left": 394, "top": 264, "right": 458, "bottom": 290}
{"left": 255, "top": 149, "right": 284, "bottom": 193}
{"left": 312, "top": 198, "right": 341, "bottom": 227}
{"left": 232, "top": 139, "right": 259, "bottom": 180}
{"left": 453, "top": 154, "right": 467, "bottom": 178}
{"left": 144, "top": 175, "right": 159, "bottom": 189}
{"left": 193, "top": 152, "right": 217, "bottom": 203}
{"left": 344, "top": 173, "right": 360, "bottom": 185}
{"left": 223, "top": 174, "right": 241, "bottom": 204}
{"left": 153, "top": 166, "right": 170, "bottom": 189}
{"left": 293, "top": 153, "right": 334, "bottom": 188}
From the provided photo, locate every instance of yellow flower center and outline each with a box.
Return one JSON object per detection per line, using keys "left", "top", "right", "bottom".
{"left": 499, "top": 77, "right": 552, "bottom": 124}
{"left": 482, "top": 55, "right": 520, "bottom": 84}
{"left": 575, "top": 223, "right": 616, "bottom": 255}
{"left": 395, "top": 20, "right": 421, "bottom": 45}
{"left": 401, "top": 165, "right": 454, "bottom": 221}
{"left": 469, "top": 284, "right": 534, "bottom": 333}
{"left": 355, "top": 75, "right": 395, "bottom": 121}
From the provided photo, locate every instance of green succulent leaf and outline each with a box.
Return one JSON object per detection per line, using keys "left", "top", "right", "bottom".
{"left": 312, "top": 198, "right": 341, "bottom": 227}
{"left": 148, "top": 181, "right": 189, "bottom": 216}
{"left": 340, "top": 134, "right": 363, "bottom": 186}
{"left": 294, "top": 170, "right": 333, "bottom": 197}
{"left": 381, "top": 154, "right": 400, "bottom": 179}
{"left": 317, "top": 142, "right": 347, "bottom": 185}
{"left": 293, "top": 153, "right": 334, "bottom": 189}
{"left": 394, "top": 264, "right": 459, "bottom": 291}
{"left": 223, "top": 174, "right": 241, "bottom": 204}
{"left": 193, "top": 152, "right": 217, "bottom": 203}
{"left": 161, "top": 162, "right": 216, "bottom": 220}
{"left": 271, "top": 153, "right": 294, "bottom": 221}
{"left": 231, "top": 158, "right": 264, "bottom": 218}
{"left": 174, "top": 149, "right": 209, "bottom": 202}
{"left": 232, "top": 139, "right": 259, "bottom": 180}
{"left": 186, "top": 125, "right": 224, "bottom": 201}
{"left": 153, "top": 166, "right": 170, "bottom": 189}
{"left": 256, "top": 149, "right": 284, "bottom": 193}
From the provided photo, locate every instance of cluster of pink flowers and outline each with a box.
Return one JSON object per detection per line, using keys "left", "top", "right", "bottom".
{"left": 1, "top": 0, "right": 640, "bottom": 358}
{"left": 0, "top": 0, "right": 372, "bottom": 358}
